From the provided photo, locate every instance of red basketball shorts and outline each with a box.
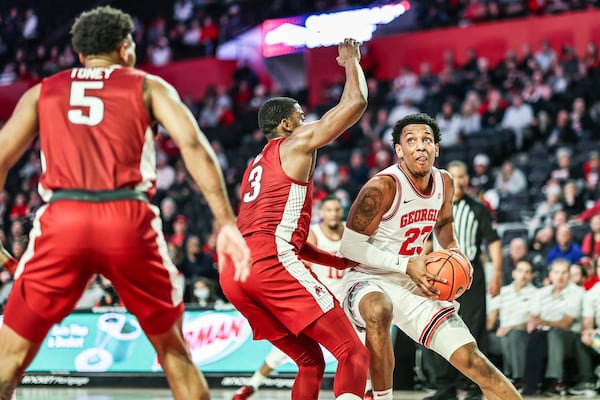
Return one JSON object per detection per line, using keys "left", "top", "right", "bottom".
{"left": 3, "top": 199, "right": 184, "bottom": 342}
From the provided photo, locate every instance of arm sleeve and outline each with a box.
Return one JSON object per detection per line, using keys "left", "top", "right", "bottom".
{"left": 340, "top": 228, "right": 407, "bottom": 274}
{"left": 298, "top": 241, "right": 346, "bottom": 270}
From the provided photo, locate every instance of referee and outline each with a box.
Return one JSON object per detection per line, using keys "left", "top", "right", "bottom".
{"left": 422, "top": 160, "right": 503, "bottom": 400}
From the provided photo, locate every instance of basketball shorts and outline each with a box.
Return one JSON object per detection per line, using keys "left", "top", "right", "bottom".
{"left": 220, "top": 234, "right": 337, "bottom": 341}
{"left": 3, "top": 199, "right": 184, "bottom": 342}
{"left": 343, "top": 270, "right": 475, "bottom": 360}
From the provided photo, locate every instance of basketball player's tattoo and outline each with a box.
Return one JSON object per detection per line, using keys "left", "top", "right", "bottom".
{"left": 0, "top": 379, "right": 14, "bottom": 400}
{"left": 349, "top": 187, "right": 382, "bottom": 231}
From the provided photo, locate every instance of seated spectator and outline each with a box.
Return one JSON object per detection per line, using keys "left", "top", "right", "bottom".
{"left": 522, "top": 259, "right": 585, "bottom": 396}
{"left": 546, "top": 224, "right": 583, "bottom": 266}
{"left": 479, "top": 88, "right": 507, "bottom": 129}
{"left": 570, "top": 97, "right": 595, "bottom": 138}
{"left": 530, "top": 183, "right": 563, "bottom": 231}
{"left": 569, "top": 263, "right": 588, "bottom": 287}
{"left": 546, "top": 109, "right": 578, "bottom": 150}
{"left": 560, "top": 180, "right": 585, "bottom": 219}
{"left": 581, "top": 214, "right": 600, "bottom": 266}
{"left": 501, "top": 94, "right": 534, "bottom": 151}
{"left": 571, "top": 279, "right": 600, "bottom": 396}
{"left": 160, "top": 196, "right": 178, "bottom": 238}
{"left": 178, "top": 234, "right": 221, "bottom": 303}
{"left": 435, "top": 100, "right": 462, "bottom": 147}
{"left": 169, "top": 214, "right": 189, "bottom": 248}
{"left": 470, "top": 153, "right": 494, "bottom": 197}
{"left": 494, "top": 160, "right": 528, "bottom": 197}
{"left": 9, "top": 192, "right": 29, "bottom": 221}
{"left": 458, "top": 98, "right": 482, "bottom": 136}
{"left": 547, "top": 147, "right": 583, "bottom": 188}
{"left": 582, "top": 151, "right": 600, "bottom": 201}
{"left": 488, "top": 259, "right": 538, "bottom": 389}
{"left": 501, "top": 237, "right": 529, "bottom": 285}
{"left": 583, "top": 256, "right": 600, "bottom": 290}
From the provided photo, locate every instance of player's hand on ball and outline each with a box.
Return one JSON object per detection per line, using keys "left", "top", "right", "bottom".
{"left": 406, "top": 253, "right": 445, "bottom": 299}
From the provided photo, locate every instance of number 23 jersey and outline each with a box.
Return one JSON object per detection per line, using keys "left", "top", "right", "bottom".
{"left": 237, "top": 137, "right": 313, "bottom": 257}
{"left": 353, "top": 164, "right": 445, "bottom": 278}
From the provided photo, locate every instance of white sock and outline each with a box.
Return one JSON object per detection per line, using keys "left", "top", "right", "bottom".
{"left": 248, "top": 370, "right": 267, "bottom": 391}
{"left": 365, "top": 379, "right": 373, "bottom": 392}
{"left": 372, "top": 388, "right": 393, "bottom": 400}
{"left": 335, "top": 394, "right": 361, "bottom": 400}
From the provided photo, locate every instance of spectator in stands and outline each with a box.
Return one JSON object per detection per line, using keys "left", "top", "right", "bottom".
{"left": 501, "top": 237, "right": 528, "bottom": 285}
{"left": 458, "top": 98, "right": 482, "bottom": 136}
{"left": 179, "top": 234, "right": 221, "bottom": 304}
{"left": 169, "top": 214, "right": 189, "bottom": 248}
{"left": 534, "top": 39, "right": 557, "bottom": 74}
{"left": 479, "top": 88, "right": 507, "bottom": 129}
{"left": 569, "top": 272, "right": 600, "bottom": 396}
{"left": 501, "top": 94, "right": 534, "bottom": 150}
{"left": 546, "top": 224, "right": 584, "bottom": 266}
{"left": 570, "top": 263, "right": 588, "bottom": 287}
{"left": 560, "top": 180, "right": 585, "bottom": 218}
{"left": 436, "top": 100, "right": 462, "bottom": 148}
{"left": 531, "top": 183, "right": 563, "bottom": 230}
{"left": 494, "top": 160, "right": 527, "bottom": 197}
{"left": 8, "top": 192, "right": 28, "bottom": 222}
{"left": 547, "top": 147, "right": 582, "bottom": 188}
{"left": 581, "top": 214, "right": 600, "bottom": 265}
{"left": 173, "top": 0, "right": 193, "bottom": 23}
{"left": 546, "top": 109, "right": 578, "bottom": 150}
{"left": 583, "top": 257, "right": 600, "bottom": 290}
{"left": 570, "top": 97, "right": 595, "bottom": 138}
{"left": 156, "top": 151, "right": 176, "bottom": 194}
{"left": 160, "top": 196, "right": 178, "bottom": 238}
{"left": 148, "top": 35, "right": 172, "bottom": 66}
{"left": 470, "top": 153, "right": 494, "bottom": 197}
{"left": 487, "top": 259, "right": 538, "bottom": 390}
{"left": 199, "top": 16, "right": 219, "bottom": 57}
{"left": 582, "top": 150, "right": 600, "bottom": 201}
{"left": 348, "top": 150, "right": 370, "bottom": 187}
{"left": 522, "top": 258, "right": 585, "bottom": 396}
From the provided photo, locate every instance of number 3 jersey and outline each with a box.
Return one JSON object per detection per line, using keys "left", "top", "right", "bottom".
{"left": 352, "top": 164, "right": 445, "bottom": 280}
{"left": 236, "top": 137, "right": 313, "bottom": 256}
{"left": 37, "top": 66, "right": 156, "bottom": 200}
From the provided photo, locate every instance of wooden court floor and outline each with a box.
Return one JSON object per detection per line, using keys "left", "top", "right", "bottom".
{"left": 12, "top": 387, "right": 597, "bottom": 399}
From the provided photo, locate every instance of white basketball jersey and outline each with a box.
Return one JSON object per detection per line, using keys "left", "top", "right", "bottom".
{"left": 353, "top": 164, "right": 445, "bottom": 284}
{"left": 309, "top": 223, "right": 345, "bottom": 302}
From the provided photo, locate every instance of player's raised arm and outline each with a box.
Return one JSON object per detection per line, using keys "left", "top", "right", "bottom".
{"left": 286, "top": 38, "right": 368, "bottom": 154}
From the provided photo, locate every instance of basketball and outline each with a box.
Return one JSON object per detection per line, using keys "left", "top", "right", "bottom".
{"left": 426, "top": 249, "right": 473, "bottom": 301}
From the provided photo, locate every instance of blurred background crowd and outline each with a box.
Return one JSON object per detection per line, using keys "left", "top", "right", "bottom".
{"left": 1, "top": 2, "right": 600, "bottom": 389}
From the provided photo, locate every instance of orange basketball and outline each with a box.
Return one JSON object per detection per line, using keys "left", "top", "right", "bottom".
{"left": 426, "top": 249, "right": 473, "bottom": 301}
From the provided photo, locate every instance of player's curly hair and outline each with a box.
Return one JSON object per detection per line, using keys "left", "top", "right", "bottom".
{"left": 391, "top": 112, "right": 441, "bottom": 146}
{"left": 258, "top": 97, "right": 298, "bottom": 139}
{"left": 70, "top": 6, "right": 134, "bottom": 56}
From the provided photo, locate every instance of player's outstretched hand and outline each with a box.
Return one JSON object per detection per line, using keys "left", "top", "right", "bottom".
{"left": 216, "top": 224, "right": 251, "bottom": 282}
{"left": 406, "top": 253, "right": 446, "bottom": 299}
{"left": 337, "top": 37, "right": 361, "bottom": 66}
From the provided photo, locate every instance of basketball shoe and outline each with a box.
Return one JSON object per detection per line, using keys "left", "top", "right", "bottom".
{"left": 232, "top": 385, "right": 255, "bottom": 400}
{"left": 363, "top": 389, "right": 374, "bottom": 400}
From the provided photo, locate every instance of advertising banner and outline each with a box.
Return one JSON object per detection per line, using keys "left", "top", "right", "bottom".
{"left": 0, "top": 310, "right": 338, "bottom": 374}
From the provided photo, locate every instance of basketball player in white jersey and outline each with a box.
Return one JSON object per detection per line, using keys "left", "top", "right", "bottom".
{"left": 233, "top": 195, "right": 373, "bottom": 400}
{"left": 340, "top": 113, "right": 521, "bottom": 400}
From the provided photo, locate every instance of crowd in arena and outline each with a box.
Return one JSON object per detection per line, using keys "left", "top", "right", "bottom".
{"left": 1, "top": 0, "right": 600, "bottom": 393}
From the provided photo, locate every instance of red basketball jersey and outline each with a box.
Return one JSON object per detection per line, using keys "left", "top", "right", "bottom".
{"left": 37, "top": 66, "right": 156, "bottom": 200}
{"left": 237, "top": 138, "right": 313, "bottom": 253}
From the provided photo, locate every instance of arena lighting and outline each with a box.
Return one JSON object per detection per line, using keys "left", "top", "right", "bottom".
{"left": 262, "top": 1, "right": 411, "bottom": 57}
